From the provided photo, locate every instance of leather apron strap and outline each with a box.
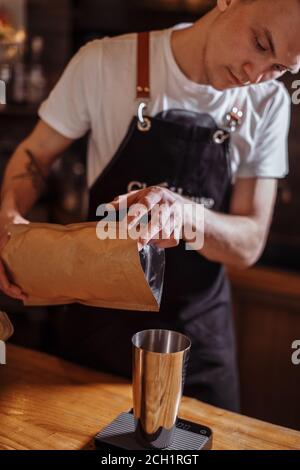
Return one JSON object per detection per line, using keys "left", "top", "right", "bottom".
{"left": 136, "top": 32, "right": 150, "bottom": 100}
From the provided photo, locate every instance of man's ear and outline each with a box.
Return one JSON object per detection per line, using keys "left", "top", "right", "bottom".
{"left": 217, "top": 0, "right": 235, "bottom": 12}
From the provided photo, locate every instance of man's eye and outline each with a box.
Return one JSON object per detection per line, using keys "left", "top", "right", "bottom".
{"left": 255, "top": 37, "right": 268, "bottom": 52}
{"left": 272, "top": 64, "right": 286, "bottom": 73}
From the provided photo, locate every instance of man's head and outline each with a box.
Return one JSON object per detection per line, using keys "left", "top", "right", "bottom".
{"left": 201, "top": 0, "right": 300, "bottom": 90}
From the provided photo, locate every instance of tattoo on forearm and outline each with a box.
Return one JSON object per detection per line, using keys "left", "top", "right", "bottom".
{"left": 12, "top": 149, "right": 47, "bottom": 192}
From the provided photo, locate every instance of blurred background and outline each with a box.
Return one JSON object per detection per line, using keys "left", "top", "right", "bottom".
{"left": 0, "top": 0, "right": 299, "bottom": 431}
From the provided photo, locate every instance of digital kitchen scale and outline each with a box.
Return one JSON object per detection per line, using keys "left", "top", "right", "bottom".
{"left": 94, "top": 410, "right": 213, "bottom": 450}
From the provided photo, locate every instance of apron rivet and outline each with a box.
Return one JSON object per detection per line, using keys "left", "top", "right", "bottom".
{"left": 213, "top": 129, "right": 229, "bottom": 144}
{"left": 224, "top": 107, "right": 243, "bottom": 132}
{"left": 137, "top": 116, "right": 151, "bottom": 132}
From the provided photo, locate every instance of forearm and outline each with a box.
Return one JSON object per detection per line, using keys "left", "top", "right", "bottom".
{"left": 1, "top": 119, "right": 73, "bottom": 219}
{"left": 109, "top": 179, "right": 275, "bottom": 263}
{"left": 0, "top": 140, "right": 50, "bottom": 217}
{"left": 186, "top": 206, "right": 265, "bottom": 268}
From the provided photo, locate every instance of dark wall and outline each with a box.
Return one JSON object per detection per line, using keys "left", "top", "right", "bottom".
{"left": 71, "top": 0, "right": 208, "bottom": 50}
{"left": 27, "top": 0, "right": 72, "bottom": 87}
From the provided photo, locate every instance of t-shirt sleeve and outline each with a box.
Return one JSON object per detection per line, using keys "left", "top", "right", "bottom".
{"left": 236, "top": 83, "right": 291, "bottom": 179}
{"left": 38, "top": 40, "right": 101, "bottom": 139}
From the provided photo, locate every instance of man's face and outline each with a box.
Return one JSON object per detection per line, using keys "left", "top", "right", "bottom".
{"left": 204, "top": 0, "right": 300, "bottom": 90}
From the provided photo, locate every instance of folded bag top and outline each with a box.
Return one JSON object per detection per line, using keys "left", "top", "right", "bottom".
{"left": 1, "top": 222, "right": 165, "bottom": 312}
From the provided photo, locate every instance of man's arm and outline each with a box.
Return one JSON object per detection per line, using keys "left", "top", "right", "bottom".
{"left": 108, "top": 178, "right": 277, "bottom": 269}
{"left": 197, "top": 178, "right": 278, "bottom": 268}
{"left": 1, "top": 119, "right": 74, "bottom": 217}
{"left": 0, "top": 119, "right": 74, "bottom": 300}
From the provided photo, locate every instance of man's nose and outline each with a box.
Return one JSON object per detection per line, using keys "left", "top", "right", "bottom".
{"left": 242, "top": 63, "right": 265, "bottom": 84}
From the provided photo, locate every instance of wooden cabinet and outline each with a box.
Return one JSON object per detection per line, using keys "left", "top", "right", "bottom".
{"left": 229, "top": 267, "right": 300, "bottom": 431}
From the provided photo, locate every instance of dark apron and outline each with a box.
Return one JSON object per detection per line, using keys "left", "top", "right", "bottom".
{"left": 59, "top": 33, "right": 240, "bottom": 412}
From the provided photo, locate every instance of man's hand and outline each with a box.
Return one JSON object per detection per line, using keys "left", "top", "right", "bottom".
{"left": 107, "top": 178, "right": 277, "bottom": 268}
{"left": 108, "top": 186, "right": 189, "bottom": 249}
{"left": 0, "top": 211, "right": 28, "bottom": 301}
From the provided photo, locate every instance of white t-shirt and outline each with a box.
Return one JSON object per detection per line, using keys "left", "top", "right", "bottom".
{"left": 38, "top": 24, "right": 291, "bottom": 188}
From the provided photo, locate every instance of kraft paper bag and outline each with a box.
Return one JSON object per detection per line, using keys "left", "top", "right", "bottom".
{"left": 0, "top": 311, "right": 14, "bottom": 341}
{"left": 1, "top": 222, "right": 165, "bottom": 311}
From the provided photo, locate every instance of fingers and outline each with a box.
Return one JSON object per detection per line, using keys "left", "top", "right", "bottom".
{"left": 150, "top": 238, "right": 179, "bottom": 249}
{"left": 13, "top": 214, "right": 30, "bottom": 225}
{"left": 139, "top": 203, "right": 170, "bottom": 245}
{"left": 106, "top": 186, "right": 185, "bottom": 247}
{"left": 108, "top": 187, "right": 164, "bottom": 212}
{"left": 107, "top": 190, "right": 140, "bottom": 209}
{"left": 128, "top": 191, "right": 163, "bottom": 228}
{"left": 0, "top": 261, "right": 27, "bottom": 301}
{"left": 0, "top": 215, "right": 28, "bottom": 302}
{"left": 139, "top": 204, "right": 182, "bottom": 248}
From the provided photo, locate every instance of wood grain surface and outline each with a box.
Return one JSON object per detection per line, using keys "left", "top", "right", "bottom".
{"left": 0, "top": 344, "right": 299, "bottom": 450}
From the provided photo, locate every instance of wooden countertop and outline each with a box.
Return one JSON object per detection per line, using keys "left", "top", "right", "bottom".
{"left": 227, "top": 265, "right": 300, "bottom": 300}
{"left": 0, "top": 344, "right": 299, "bottom": 450}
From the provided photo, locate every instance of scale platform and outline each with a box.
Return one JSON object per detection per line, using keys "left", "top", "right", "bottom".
{"left": 94, "top": 411, "right": 213, "bottom": 450}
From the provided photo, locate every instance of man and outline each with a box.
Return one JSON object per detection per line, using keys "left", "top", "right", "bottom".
{"left": 0, "top": 0, "right": 298, "bottom": 412}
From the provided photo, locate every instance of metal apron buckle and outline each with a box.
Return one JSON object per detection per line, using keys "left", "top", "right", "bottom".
{"left": 137, "top": 102, "right": 151, "bottom": 132}
{"left": 213, "top": 130, "right": 230, "bottom": 144}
